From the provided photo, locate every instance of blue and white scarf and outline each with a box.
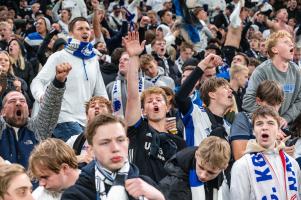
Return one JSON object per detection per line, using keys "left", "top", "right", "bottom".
{"left": 65, "top": 38, "right": 96, "bottom": 80}
{"left": 112, "top": 77, "right": 144, "bottom": 117}
{"left": 95, "top": 160, "right": 130, "bottom": 200}
{"left": 246, "top": 151, "right": 299, "bottom": 200}
{"left": 189, "top": 169, "right": 222, "bottom": 200}
{"left": 65, "top": 38, "right": 96, "bottom": 59}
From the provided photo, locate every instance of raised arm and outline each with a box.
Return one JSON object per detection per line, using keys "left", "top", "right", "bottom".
{"left": 124, "top": 32, "right": 146, "bottom": 126}
{"left": 30, "top": 63, "right": 72, "bottom": 140}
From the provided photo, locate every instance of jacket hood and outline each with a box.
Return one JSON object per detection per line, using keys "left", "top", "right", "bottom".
{"left": 244, "top": 139, "right": 286, "bottom": 154}
{"left": 100, "top": 63, "right": 119, "bottom": 73}
{"left": 164, "top": 147, "right": 197, "bottom": 180}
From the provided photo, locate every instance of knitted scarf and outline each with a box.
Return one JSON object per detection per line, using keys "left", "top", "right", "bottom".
{"left": 245, "top": 140, "right": 299, "bottom": 200}
{"left": 95, "top": 160, "right": 130, "bottom": 200}
{"left": 65, "top": 38, "right": 96, "bottom": 59}
{"left": 112, "top": 77, "right": 144, "bottom": 117}
{"left": 65, "top": 38, "right": 96, "bottom": 80}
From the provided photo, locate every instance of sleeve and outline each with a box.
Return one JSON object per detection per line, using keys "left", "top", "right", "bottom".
{"left": 127, "top": 118, "right": 144, "bottom": 139}
{"left": 30, "top": 53, "right": 58, "bottom": 102}
{"left": 78, "top": 0, "right": 87, "bottom": 18}
{"left": 30, "top": 80, "right": 65, "bottom": 141}
{"left": 175, "top": 67, "right": 204, "bottom": 115}
{"left": 52, "top": 1, "right": 61, "bottom": 22}
{"left": 229, "top": 112, "right": 253, "bottom": 142}
{"left": 242, "top": 66, "right": 266, "bottom": 113}
{"left": 93, "top": 61, "right": 108, "bottom": 99}
{"left": 230, "top": 157, "right": 251, "bottom": 200}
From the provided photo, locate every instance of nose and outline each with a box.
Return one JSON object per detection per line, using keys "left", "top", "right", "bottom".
{"left": 199, "top": 171, "right": 207, "bottom": 181}
{"left": 110, "top": 141, "right": 120, "bottom": 152}
{"left": 39, "top": 179, "right": 46, "bottom": 187}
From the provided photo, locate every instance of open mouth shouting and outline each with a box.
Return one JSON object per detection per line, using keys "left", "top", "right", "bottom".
{"left": 16, "top": 109, "right": 22, "bottom": 117}
{"left": 81, "top": 34, "right": 89, "bottom": 41}
{"left": 153, "top": 106, "right": 159, "bottom": 112}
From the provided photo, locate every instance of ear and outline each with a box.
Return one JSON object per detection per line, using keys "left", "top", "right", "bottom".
{"left": 255, "top": 97, "right": 262, "bottom": 105}
{"left": 141, "top": 108, "right": 147, "bottom": 117}
{"left": 208, "top": 91, "right": 216, "bottom": 100}
{"left": 60, "top": 163, "right": 69, "bottom": 174}
{"left": 271, "top": 46, "right": 278, "bottom": 54}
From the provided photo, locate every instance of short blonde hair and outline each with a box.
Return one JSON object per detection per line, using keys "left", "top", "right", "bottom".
{"left": 140, "top": 87, "right": 168, "bottom": 108}
{"left": 196, "top": 136, "right": 230, "bottom": 169}
{"left": 140, "top": 54, "right": 155, "bottom": 70}
{"left": 28, "top": 138, "right": 78, "bottom": 179}
{"left": 266, "top": 30, "right": 293, "bottom": 58}
{"left": 229, "top": 64, "right": 249, "bottom": 79}
{"left": 0, "top": 164, "right": 26, "bottom": 198}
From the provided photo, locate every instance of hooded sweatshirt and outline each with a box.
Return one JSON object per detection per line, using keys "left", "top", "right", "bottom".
{"left": 230, "top": 139, "right": 301, "bottom": 200}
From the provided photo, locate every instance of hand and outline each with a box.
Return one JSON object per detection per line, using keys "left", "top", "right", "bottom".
{"left": 284, "top": 145, "right": 295, "bottom": 157}
{"left": 125, "top": 178, "right": 165, "bottom": 200}
{"left": 91, "top": 0, "right": 99, "bottom": 9}
{"left": 140, "top": 16, "right": 150, "bottom": 27}
{"left": 52, "top": 23, "right": 61, "bottom": 32}
{"left": 279, "top": 117, "right": 288, "bottom": 129}
{"left": 95, "top": 9, "right": 105, "bottom": 22}
{"left": 56, "top": 63, "right": 72, "bottom": 82}
{"left": 13, "top": 79, "right": 22, "bottom": 92}
{"left": 122, "top": 31, "right": 146, "bottom": 57}
{"left": 77, "top": 151, "right": 94, "bottom": 164}
{"left": 277, "top": 129, "right": 287, "bottom": 141}
{"left": 197, "top": 54, "right": 223, "bottom": 71}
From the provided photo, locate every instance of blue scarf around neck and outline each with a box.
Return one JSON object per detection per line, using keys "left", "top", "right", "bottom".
{"left": 65, "top": 38, "right": 96, "bottom": 59}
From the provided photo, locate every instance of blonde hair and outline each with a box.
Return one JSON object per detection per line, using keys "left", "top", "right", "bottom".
{"left": 0, "top": 51, "right": 15, "bottom": 76}
{"left": 0, "top": 164, "right": 26, "bottom": 198}
{"left": 28, "top": 138, "right": 78, "bottom": 179}
{"left": 140, "top": 86, "right": 168, "bottom": 108}
{"left": 266, "top": 30, "right": 293, "bottom": 58}
{"left": 229, "top": 64, "right": 249, "bottom": 79}
{"left": 85, "top": 96, "right": 113, "bottom": 114}
{"left": 196, "top": 136, "right": 230, "bottom": 169}
{"left": 140, "top": 54, "right": 155, "bottom": 70}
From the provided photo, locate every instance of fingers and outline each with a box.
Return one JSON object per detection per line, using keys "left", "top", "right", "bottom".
{"left": 56, "top": 62, "right": 72, "bottom": 73}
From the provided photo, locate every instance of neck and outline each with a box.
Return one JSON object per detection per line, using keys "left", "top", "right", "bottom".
{"left": 66, "top": 169, "right": 80, "bottom": 188}
{"left": 10, "top": 54, "right": 18, "bottom": 60}
{"left": 230, "top": 80, "right": 239, "bottom": 92}
{"left": 148, "top": 119, "right": 167, "bottom": 132}
{"left": 272, "top": 56, "right": 289, "bottom": 72}
{"left": 208, "top": 104, "right": 227, "bottom": 117}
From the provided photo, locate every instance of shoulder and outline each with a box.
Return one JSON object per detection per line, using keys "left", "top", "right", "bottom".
{"left": 26, "top": 32, "right": 43, "bottom": 40}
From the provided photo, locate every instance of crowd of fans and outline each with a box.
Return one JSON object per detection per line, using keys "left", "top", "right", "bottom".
{"left": 0, "top": 0, "right": 301, "bottom": 199}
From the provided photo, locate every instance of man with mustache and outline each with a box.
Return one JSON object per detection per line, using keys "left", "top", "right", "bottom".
{"left": 31, "top": 17, "right": 108, "bottom": 142}
{"left": 0, "top": 62, "right": 70, "bottom": 168}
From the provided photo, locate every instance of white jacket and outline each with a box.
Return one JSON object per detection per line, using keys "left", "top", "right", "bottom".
{"left": 30, "top": 49, "right": 108, "bottom": 126}
{"left": 230, "top": 140, "right": 301, "bottom": 200}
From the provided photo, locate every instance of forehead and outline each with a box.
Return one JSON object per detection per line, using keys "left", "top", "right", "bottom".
{"left": 33, "top": 165, "right": 56, "bottom": 177}
{"left": 9, "top": 173, "right": 32, "bottom": 189}
{"left": 196, "top": 159, "right": 220, "bottom": 173}
{"left": 73, "top": 21, "right": 90, "bottom": 28}
{"left": 120, "top": 53, "right": 129, "bottom": 59}
{"left": 6, "top": 92, "right": 25, "bottom": 100}
{"left": 0, "top": 52, "right": 9, "bottom": 59}
{"left": 94, "top": 123, "right": 126, "bottom": 139}
{"left": 89, "top": 100, "right": 107, "bottom": 107}
{"left": 254, "top": 115, "right": 278, "bottom": 124}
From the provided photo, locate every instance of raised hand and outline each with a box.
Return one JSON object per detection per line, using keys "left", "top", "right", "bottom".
{"left": 122, "top": 31, "right": 146, "bottom": 57}
{"left": 197, "top": 53, "right": 223, "bottom": 71}
{"left": 56, "top": 63, "right": 72, "bottom": 82}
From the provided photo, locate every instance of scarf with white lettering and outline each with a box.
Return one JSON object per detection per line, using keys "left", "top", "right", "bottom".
{"left": 112, "top": 77, "right": 144, "bottom": 117}
{"left": 246, "top": 150, "right": 299, "bottom": 200}
{"left": 95, "top": 160, "right": 130, "bottom": 200}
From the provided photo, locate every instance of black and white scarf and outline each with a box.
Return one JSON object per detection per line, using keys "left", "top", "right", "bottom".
{"left": 95, "top": 160, "right": 130, "bottom": 200}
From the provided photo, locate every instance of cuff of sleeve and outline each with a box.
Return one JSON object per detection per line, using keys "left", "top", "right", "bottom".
{"left": 52, "top": 77, "right": 66, "bottom": 88}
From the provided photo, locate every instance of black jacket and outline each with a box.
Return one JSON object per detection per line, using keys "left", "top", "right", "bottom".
{"left": 62, "top": 161, "right": 158, "bottom": 200}
{"left": 159, "top": 147, "right": 224, "bottom": 200}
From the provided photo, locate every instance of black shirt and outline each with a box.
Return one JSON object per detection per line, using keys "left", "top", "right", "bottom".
{"left": 127, "top": 118, "right": 186, "bottom": 183}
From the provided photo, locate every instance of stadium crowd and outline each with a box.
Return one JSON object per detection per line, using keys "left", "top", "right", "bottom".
{"left": 0, "top": 0, "right": 301, "bottom": 199}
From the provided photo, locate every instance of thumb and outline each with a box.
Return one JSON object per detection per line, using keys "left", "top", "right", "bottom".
{"left": 141, "top": 40, "right": 146, "bottom": 49}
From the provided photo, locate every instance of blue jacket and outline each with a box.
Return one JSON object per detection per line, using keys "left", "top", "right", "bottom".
{"left": 62, "top": 161, "right": 159, "bottom": 200}
{"left": 0, "top": 80, "right": 65, "bottom": 168}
